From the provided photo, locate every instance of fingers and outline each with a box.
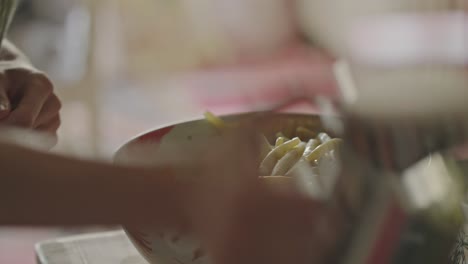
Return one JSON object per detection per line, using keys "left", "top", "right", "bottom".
{"left": 0, "top": 74, "right": 10, "bottom": 119}
{"left": 34, "top": 94, "right": 62, "bottom": 129}
{"left": 36, "top": 115, "right": 61, "bottom": 135}
{"left": 5, "top": 73, "right": 55, "bottom": 128}
{"left": 30, "top": 93, "right": 61, "bottom": 148}
{"left": 34, "top": 126, "right": 59, "bottom": 150}
{"left": 0, "top": 68, "right": 60, "bottom": 150}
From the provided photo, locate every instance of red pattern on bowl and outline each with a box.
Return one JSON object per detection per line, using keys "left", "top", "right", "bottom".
{"left": 137, "top": 126, "right": 175, "bottom": 143}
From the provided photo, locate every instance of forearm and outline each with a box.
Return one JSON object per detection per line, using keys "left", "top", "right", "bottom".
{"left": 0, "top": 141, "right": 188, "bottom": 228}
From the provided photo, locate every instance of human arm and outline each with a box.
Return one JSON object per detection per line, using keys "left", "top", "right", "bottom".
{"left": 0, "top": 140, "right": 188, "bottom": 228}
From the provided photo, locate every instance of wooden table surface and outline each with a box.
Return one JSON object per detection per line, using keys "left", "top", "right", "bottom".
{"left": 35, "top": 230, "right": 148, "bottom": 264}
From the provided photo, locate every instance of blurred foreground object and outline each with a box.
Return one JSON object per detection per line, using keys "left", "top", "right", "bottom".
{"left": 320, "top": 5, "right": 468, "bottom": 262}
{"left": 284, "top": 0, "right": 468, "bottom": 262}
{"left": 296, "top": 0, "right": 464, "bottom": 57}
{"left": 0, "top": 0, "right": 17, "bottom": 46}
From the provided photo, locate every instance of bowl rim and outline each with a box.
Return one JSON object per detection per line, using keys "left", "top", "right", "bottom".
{"left": 114, "top": 111, "right": 323, "bottom": 160}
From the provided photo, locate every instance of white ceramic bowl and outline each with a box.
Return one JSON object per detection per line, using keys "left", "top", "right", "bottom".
{"left": 114, "top": 112, "right": 324, "bottom": 264}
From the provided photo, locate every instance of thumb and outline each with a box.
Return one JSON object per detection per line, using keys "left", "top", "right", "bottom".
{"left": 0, "top": 75, "right": 10, "bottom": 120}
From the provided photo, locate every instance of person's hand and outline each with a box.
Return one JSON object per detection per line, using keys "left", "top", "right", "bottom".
{"left": 198, "top": 184, "right": 318, "bottom": 264}
{"left": 182, "top": 119, "right": 345, "bottom": 264}
{"left": 0, "top": 62, "right": 61, "bottom": 142}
